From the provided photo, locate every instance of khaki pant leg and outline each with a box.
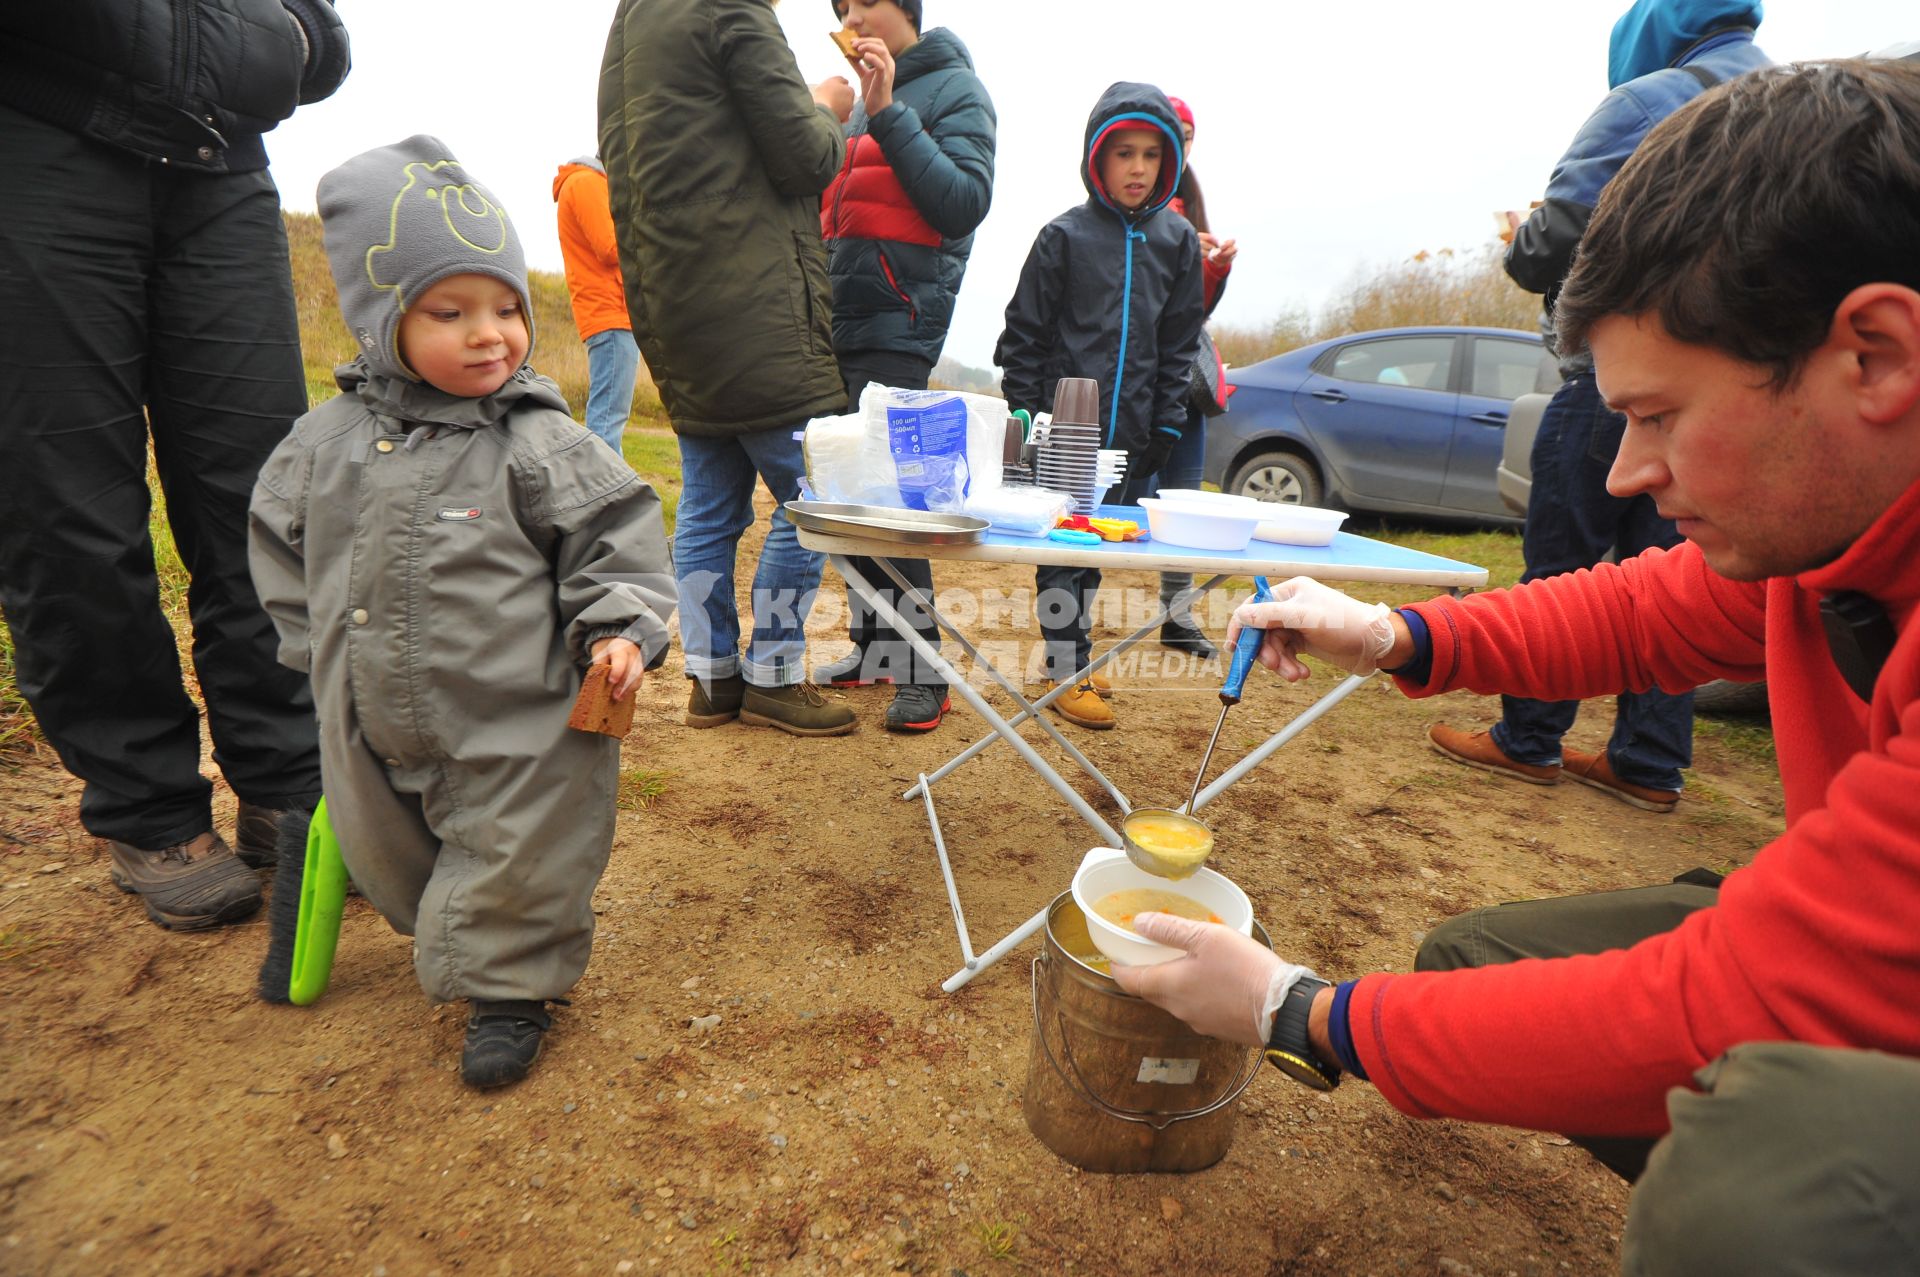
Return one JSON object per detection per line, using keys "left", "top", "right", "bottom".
{"left": 1414, "top": 882, "right": 1721, "bottom": 1181}
{"left": 1415, "top": 882, "right": 1721, "bottom": 971}
{"left": 1622, "top": 1043, "right": 1920, "bottom": 1277}
{"left": 412, "top": 731, "right": 619, "bottom": 1004}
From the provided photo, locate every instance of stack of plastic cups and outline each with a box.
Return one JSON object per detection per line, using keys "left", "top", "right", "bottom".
{"left": 1033, "top": 378, "right": 1103, "bottom": 513}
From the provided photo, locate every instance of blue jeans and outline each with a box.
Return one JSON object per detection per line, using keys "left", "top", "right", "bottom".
{"left": 1491, "top": 373, "right": 1693, "bottom": 791}
{"left": 583, "top": 328, "right": 640, "bottom": 455}
{"left": 673, "top": 428, "right": 820, "bottom": 687}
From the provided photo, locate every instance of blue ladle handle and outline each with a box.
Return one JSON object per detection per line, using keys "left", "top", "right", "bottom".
{"left": 1220, "top": 576, "right": 1274, "bottom": 705}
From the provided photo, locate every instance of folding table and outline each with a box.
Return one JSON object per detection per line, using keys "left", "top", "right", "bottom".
{"left": 794, "top": 509, "right": 1488, "bottom": 991}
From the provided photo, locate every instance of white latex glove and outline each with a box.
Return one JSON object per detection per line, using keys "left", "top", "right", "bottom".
{"left": 1109, "top": 913, "right": 1314, "bottom": 1048}
{"left": 1225, "top": 575, "right": 1398, "bottom": 681}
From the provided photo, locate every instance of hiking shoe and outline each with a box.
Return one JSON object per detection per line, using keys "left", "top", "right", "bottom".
{"left": 1563, "top": 748, "right": 1681, "bottom": 813}
{"left": 885, "top": 684, "right": 951, "bottom": 734}
{"left": 1427, "top": 723, "right": 1560, "bottom": 785}
{"left": 234, "top": 801, "right": 293, "bottom": 869}
{"left": 1159, "top": 618, "right": 1219, "bottom": 660}
{"left": 812, "top": 648, "right": 893, "bottom": 687}
{"left": 685, "top": 672, "right": 747, "bottom": 728}
{"left": 107, "top": 830, "right": 262, "bottom": 931}
{"left": 739, "top": 681, "right": 857, "bottom": 737}
{"left": 461, "top": 1000, "right": 552, "bottom": 1089}
{"left": 1050, "top": 680, "right": 1116, "bottom": 730}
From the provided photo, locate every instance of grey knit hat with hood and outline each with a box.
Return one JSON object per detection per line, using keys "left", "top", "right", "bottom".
{"left": 318, "top": 134, "right": 534, "bottom": 383}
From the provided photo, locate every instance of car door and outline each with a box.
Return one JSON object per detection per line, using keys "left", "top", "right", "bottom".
{"left": 1290, "top": 334, "right": 1459, "bottom": 507}
{"left": 1443, "top": 336, "right": 1557, "bottom": 517}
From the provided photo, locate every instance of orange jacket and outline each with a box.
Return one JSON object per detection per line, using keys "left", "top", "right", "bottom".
{"left": 553, "top": 160, "right": 630, "bottom": 339}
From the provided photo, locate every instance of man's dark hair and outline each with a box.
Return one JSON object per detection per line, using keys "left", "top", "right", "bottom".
{"left": 1555, "top": 60, "right": 1920, "bottom": 387}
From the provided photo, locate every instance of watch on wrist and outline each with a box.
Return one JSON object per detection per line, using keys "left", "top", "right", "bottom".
{"left": 1264, "top": 975, "right": 1339, "bottom": 1091}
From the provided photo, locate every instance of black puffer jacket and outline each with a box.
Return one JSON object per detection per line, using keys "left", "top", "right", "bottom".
{"left": 0, "top": 0, "right": 350, "bottom": 173}
{"left": 993, "top": 82, "right": 1202, "bottom": 455}
{"left": 820, "top": 27, "right": 996, "bottom": 367}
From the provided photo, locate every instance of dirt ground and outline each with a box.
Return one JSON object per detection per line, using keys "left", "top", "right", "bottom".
{"left": 0, "top": 500, "right": 1786, "bottom": 1277}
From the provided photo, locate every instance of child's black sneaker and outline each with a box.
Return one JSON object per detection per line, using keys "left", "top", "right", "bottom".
{"left": 461, "top": 1000, "right": 552, "bottom": 1089}
{"left": 813, "top": 649, "right": 892, "bottom": 687}
{"left": 884, "top": 683, "right": 951, "bottom": 733}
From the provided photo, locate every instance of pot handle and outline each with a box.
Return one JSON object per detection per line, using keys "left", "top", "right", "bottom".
{"left": 1031, "top": 954, "right": 1263, "bottom": 1131}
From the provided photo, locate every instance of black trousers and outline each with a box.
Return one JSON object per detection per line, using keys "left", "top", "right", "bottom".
{"left": 836, "top": 351, "right": 941, "bottom": 686}
{"left": 0, "top": 105, "right": 321, "bottom": 845}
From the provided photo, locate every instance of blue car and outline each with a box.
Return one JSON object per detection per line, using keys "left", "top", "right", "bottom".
{"left": 1202, "top": 325, "right": 1560, "bottom": 524}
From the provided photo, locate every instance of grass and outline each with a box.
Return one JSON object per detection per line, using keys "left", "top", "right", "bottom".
{"left": 617, "top": 767, "right": 673, "bottom": 812}
{"left": 1695, "top": 715, "right": 1778, "bottom": 770}
{"left": 622, "top": 428, "right": 683, "bottom": 535}
{"left": 976, "top": 1220, "right": 1019, "bottom": 1263}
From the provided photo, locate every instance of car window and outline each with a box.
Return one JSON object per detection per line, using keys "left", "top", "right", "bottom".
{"left": 1470, "top": 338, "right": 1548, "bottom": 400}
{"left": 1327, "top": 337, "right": 1454, "bottom": 391}
{"left": 1534, "top": 348, "right": 1562, "bottom": 394}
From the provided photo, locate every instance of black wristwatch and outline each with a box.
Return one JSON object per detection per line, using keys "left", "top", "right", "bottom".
{"left": 1264, "top": 975, "right": 1340, "bottom": 1091}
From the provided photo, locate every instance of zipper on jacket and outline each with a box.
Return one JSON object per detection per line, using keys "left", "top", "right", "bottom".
{"left": 1107, "top": 225, "right": 1146, "bottom": 447}
{"left": 827, "top": 133, "right": 860, "bottom": 238}
{"left": 878, "top": 251, "right": 917, "bottom": 325}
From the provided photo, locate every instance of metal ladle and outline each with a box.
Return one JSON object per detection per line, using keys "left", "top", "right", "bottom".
{"left": 1120, "top": 576, "right": 1274, "bottom": 880}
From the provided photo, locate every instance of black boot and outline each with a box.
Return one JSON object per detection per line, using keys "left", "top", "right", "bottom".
{"left": 1159, "top": 617, "right": 1220, "bottom": 660}
{"left": 461, "top": 1000, "right": 553, "bottom": 1089}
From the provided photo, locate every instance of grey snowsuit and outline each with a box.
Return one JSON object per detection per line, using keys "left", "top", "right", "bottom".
{"left": 248, "top": 135, "right": 675, "bottom": 1003}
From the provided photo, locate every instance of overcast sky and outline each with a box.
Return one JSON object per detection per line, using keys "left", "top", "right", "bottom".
{"left": 266, "top": 2, "right": 1910, "bottom": 372}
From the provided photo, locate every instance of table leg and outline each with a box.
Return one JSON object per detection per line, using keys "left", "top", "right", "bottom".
{"left": 1189, "top": 672, "right": 1371, "bottom": 812}
{"left": 830, "top": 554, "right": 1124, "bottom": 846}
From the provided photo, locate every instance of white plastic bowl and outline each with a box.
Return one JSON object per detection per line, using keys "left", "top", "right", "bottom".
{"left": 1154, "top": 489, "right": 1263, "bottom": 511}
{"left": 1070, "top": 848, "right": 1253, "bottom": 967}
{"left": 1135, "top": 497, "right": 1263, "bottom": 551}
{"left": 1252, "top": 505, "right": 1348, "bottom": 547}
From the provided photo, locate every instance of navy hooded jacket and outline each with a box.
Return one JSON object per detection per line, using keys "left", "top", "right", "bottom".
{"left": 994, "top": 83, "right": 1204, "bottom": 455}
{"left": 820, "top": 27, "right": 997, "bottom": 368}
{"left": 1507, "top": 0, "right": 1769, "bottom": 343}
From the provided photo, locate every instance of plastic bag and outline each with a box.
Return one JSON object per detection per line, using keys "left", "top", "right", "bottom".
{"left": 803, "top": 385, "right": 1011, "bottom": 512}
{"left": 963, "top": 484, "right": 1073, "bottom": 536}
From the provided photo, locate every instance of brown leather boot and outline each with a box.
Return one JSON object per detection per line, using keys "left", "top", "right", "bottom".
{"left": 1050, "top": 680, "right": 1116, "bottom": 730}
{"left": 738, "top": 681, "right": 856, "bottom": 737}
{"left": 685, "top": 673, "right": 747, "bottom": 728}
{"left": 233, "top": 801, "right": 288, "bottom": 869}
{"left": 107, "top": 830, "right": 262, "bottom": 931}
{"left": 1563, "top": 748, "right": 1681, "bottom": 813}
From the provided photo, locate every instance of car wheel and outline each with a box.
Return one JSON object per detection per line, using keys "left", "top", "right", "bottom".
{"left": 1230, "top": 451, "right": 1322, "bottom": 507}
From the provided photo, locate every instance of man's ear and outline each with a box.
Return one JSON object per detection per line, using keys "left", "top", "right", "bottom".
{"left": 1831, "top": 284, "right": 1920, "bottom": 425}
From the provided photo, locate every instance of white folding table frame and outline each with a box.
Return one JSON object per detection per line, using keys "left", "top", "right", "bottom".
{"left": 793, "top": 522, "right": 1488, "bottom": 991}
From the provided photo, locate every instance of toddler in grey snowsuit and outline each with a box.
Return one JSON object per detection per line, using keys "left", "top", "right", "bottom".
{"left": 249, "top": 135, "right": 676, "bottom": 1088}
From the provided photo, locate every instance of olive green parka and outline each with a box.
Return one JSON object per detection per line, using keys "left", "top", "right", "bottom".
{"left": 598, "top": 0, "right": 848, "bottom": 436}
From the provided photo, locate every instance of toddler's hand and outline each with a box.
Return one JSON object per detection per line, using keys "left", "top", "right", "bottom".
{"left": 590, "top": 637, "right": 644, "bottom": 700}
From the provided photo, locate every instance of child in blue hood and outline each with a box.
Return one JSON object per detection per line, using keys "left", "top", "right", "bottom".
{"left": 994, "top": 82, "right": 1204, "bottom": 730}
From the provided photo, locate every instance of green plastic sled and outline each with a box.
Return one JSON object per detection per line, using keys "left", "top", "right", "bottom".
{"left": 289, "top": 796, "right": 350, "bottom": 1005}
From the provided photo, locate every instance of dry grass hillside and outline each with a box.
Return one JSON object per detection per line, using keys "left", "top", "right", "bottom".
{"left": 283, "top": 210, "right": 666, "bottom": 424}
{"left": 1212, "top": 242, "right": 1542, "bottom": 372}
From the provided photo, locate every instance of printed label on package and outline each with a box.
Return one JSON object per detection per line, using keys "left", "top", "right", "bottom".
{"left": 1136, "top": 1057, "right": 1201, "bottom": 1085}
{"left": 886, "top": 396, "right": 969, "bottom": 510}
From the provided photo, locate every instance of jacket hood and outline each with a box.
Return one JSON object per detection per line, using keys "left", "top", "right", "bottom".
{"left": 893, "top": 27, "right": 973, "bottom": 85}
{"left": 337, "top": 358, "right": 570, "bottom": 430}
{"left": 1080, "top": 82, "right": 1184, "bottom": 220}
{"left": 318, "top": 134, "right": 535, "bottom": 383}
{"left": 553, "top": 155, "right": 605, "bottom": 201}
{"left": 1608, "top": 0, "right": 1761, "bottom": 87}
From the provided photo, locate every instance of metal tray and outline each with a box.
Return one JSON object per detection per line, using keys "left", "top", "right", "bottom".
{"left": 785, "top": 500, "right": 989, "bottom": 546}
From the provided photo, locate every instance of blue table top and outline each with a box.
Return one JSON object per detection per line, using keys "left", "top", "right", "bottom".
{"left": 796, "top": 503, "right": 1488, "bottom": 588}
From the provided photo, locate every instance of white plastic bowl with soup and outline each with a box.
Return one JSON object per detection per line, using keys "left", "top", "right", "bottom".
{"left": 1070, "top": 849, "right": 1253, "bottom": 967}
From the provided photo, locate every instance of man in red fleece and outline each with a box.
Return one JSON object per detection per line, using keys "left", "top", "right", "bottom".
{"left": 1114, "top": 59, "right": 1920, "bottom": 1274}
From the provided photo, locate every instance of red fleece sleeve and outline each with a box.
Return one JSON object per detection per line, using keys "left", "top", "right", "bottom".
{"left": 1393, "top": 543, "right": 1767, "bottom": 702}
{"left": 1343, "top": 544, "right": 1920, "bottom": 1137}
{"left": 1348, "top": 678, "right": 1920, "bottom": 1134}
